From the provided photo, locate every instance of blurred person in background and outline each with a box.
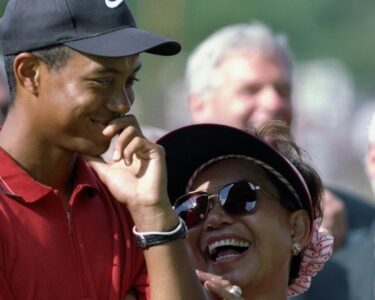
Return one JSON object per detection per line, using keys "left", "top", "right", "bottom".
{"left": 292, "top": 59, "right": 370, "bottom": 199}
{"left": 184, "top": 21, "right": 375, "bottom": 300}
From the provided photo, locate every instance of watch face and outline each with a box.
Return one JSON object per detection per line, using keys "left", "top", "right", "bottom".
{"left": 135, "top": 235, "right": 147, "bottom": 248}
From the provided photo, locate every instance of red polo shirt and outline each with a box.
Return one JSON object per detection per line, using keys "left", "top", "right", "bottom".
{"left": 0, "top": 148, "right": 148, "bottom": 300}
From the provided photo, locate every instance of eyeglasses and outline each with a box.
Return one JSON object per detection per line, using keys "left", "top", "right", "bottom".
{"left": 174, "top": 180, "right": 277, "bottom": 228}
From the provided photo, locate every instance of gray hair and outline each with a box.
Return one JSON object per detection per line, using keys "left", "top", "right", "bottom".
{"left": 185, "top": 21, "right": 294, "bottom": 99}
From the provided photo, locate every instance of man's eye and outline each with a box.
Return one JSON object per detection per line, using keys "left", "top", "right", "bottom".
{"left": 276, "top": 84, "right": 291, "bottom": 98}
{"left": 94, "top": 78, "right": 115, "bottom": 86}
{"left": 126, "top": 76, "right": 140, "bottom": 87}
{"left": 242, "top": 85, "right": 261, "bottom": 95}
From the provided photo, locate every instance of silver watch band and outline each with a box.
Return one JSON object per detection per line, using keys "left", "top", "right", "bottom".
{"left": 132, "top": 217, "right": 187, "bottom": 249}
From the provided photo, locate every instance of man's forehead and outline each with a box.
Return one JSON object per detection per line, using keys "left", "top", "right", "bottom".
{"left": 219, "top": 50, "right": 291, "bottom": 82}
{"left": 222, "top": 49, "right": 285, "bottom": 68}
{"left": 71, "top": 52, "right": 142, "bottom": 73}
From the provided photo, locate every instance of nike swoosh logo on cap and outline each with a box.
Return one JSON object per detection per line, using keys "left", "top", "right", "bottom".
{"left": 105, "top": 0, "right": 124, "bottom": 8}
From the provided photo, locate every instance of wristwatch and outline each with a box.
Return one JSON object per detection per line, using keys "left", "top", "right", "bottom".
{"left": 132, "top": 218, "right": 187, "bottom": 249}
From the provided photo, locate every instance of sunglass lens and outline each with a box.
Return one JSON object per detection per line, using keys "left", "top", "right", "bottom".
{"left": 175, "top": 194, "right": 209, "bottom": 228}
{"left": 220, "top": 181, "right": 257, "bottom": 214}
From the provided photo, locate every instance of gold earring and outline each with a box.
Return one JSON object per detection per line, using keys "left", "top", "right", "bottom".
{"left": 292, "top": 242, "right": 302, "bottom": 256}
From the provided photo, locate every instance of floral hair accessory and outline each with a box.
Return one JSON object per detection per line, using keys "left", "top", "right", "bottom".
{"left": 288, "top": 219, "right": 334, "bottom": 297}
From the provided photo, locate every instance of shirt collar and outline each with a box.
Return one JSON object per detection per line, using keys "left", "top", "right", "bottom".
{"left": 0, "top": 147, "right": 99, "bottom": 203}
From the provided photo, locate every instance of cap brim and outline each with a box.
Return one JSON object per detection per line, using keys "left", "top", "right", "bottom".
{"left": 65, "top": 27, "right": 181, "bottom": 57}
{"left": 157, "top": 124, "right": 312, "bottom": 217}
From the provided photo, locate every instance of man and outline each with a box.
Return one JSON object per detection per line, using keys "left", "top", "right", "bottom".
{"left": 0, "top": 0, "right": 209, "bottom": 299}
{"left": 186, "top": 21, "right": 293, "bottom": 131}
{"left": 185, "top": 21, "right": 375, "bottom": 300}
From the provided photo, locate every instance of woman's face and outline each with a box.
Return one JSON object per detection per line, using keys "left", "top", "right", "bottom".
{"left": 185, "top": 158, "right": 297, "bottom": 291}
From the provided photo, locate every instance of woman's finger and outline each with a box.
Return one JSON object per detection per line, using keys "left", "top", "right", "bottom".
{"left": 204, "top": 281, "right": 244, "bottom": 300}
{"left": 196, "top": 270, "right": 232, "bottom": 288}
{"left": 196, "top": 269, "right": 225, "bottom": 282}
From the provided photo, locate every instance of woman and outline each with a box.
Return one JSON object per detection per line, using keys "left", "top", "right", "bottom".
{"left": 157, "top": 122, "right": 333, "bottom": 299}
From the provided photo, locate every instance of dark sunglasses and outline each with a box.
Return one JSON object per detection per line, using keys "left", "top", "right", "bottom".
{"left": 174, "top": 180, "right": 277, "bottom": 228}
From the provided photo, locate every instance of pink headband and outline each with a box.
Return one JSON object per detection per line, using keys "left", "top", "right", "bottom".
{"left": 288, "top": 220, "right": 334, "bottom": 296}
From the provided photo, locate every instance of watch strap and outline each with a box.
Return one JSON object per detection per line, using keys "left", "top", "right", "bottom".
{"left": 133, "top": 217, "right": 187, "bottom": 249}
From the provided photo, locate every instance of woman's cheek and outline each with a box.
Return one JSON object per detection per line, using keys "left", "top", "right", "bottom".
{"left": 186, "top": 230, "right": 208, "bottom": 270}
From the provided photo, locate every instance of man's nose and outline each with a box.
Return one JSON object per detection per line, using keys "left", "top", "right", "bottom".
{"left": 107, "top": 88, "right": 131, "bottom": 114}
{"left": 259, "top": 86, "right": 287, "bottom": 109}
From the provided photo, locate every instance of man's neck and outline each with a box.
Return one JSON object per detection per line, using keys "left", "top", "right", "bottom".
{"left": 0, "top": 114, "right": 77, "bottom": 200}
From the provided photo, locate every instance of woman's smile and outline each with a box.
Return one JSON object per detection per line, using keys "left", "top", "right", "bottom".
{"left": 206, "top": 236, "right": 251, "bottom": 263}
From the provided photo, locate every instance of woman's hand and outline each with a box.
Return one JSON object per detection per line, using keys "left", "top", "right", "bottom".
{"left": 197, "top": 270, "right": 244, "bottom": 300}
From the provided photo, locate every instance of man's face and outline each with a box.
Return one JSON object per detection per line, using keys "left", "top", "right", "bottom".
{"left": 191, "top": 50, "right": 292, "bottom": 130}
{"left": 34, "top": 51, "right": 141, "bottom": 155}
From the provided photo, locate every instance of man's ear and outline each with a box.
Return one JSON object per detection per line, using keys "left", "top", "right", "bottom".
{"left": 13, "top": 52, "right": 42, "bottom": 97}
{"left": 290, "top": 210, "right": 311, "bottom": 247}
{"left": 188, "top": 94, "right": 211, "bottom": 123}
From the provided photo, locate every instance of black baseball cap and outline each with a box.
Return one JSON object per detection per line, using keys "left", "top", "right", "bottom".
{"left": 157, "top": 123, "right": 314, "bottom": 223}
{"left": 0, "top": 0, "right": 181, "bottom": 57}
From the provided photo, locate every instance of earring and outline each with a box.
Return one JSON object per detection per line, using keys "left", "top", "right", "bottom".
{"left": 292, "top": 242, "right": 302, "bottom": 256}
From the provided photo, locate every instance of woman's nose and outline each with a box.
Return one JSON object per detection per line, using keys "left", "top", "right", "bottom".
{"left": 204, "top": 200, "right": 235, "bottom": 230}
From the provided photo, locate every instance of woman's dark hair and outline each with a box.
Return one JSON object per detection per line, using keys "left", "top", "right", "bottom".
{"left": 4, "top": 45, "right": 73, "bottom": 105}
{"left": 252, "top": 121, "right": 324, "bottom": 283}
